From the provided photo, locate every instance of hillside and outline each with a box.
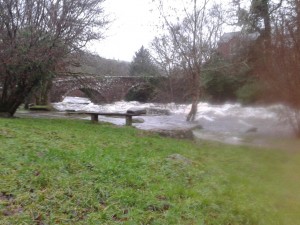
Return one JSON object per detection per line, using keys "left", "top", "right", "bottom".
{"left": 68, "top": 51, "right": 130, "bottom": 77}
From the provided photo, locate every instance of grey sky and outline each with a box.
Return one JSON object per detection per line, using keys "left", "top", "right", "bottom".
{"left": 87, "top": 0, "right": 238, "bottom": 62}
{"left": 87, "top": 0, "right": 158, "bottom": 62}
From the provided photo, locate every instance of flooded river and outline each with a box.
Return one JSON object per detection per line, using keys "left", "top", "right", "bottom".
{"left": 45, "top": 96, "right": 297, "bottom": 147}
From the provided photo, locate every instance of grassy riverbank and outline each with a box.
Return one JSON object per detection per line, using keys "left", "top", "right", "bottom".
{"left": 0, "top": 118, "right": 299, "bottom": 224}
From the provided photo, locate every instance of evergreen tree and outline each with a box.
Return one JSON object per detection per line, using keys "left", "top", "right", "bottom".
{"left": 129, "top": 46, "right": 159, "bottom": 76}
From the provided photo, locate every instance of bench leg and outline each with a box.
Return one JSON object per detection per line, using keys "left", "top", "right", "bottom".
{"left": 91, "top": 114, "right": 99, "bottom": 123}
{"left": 125, "top": 115, "right": 132, "bottom": 126}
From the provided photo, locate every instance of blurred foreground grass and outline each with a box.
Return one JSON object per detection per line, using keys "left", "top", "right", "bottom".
{"left": 0, "top": 118, "right": 299, "bottom": 224}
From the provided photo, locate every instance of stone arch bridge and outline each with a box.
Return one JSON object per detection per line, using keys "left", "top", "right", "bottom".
{"left": 50, "top": 75, "right": 160, "bottom": 103}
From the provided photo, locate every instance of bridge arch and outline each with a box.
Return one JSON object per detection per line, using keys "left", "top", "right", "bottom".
{"left": 63, "top": 86, "right": 107, "bottom": 104}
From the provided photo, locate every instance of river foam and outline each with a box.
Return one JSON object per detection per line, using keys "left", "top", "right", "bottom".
{"left": 53, "top": 97, "right": 294, "bottom": 146}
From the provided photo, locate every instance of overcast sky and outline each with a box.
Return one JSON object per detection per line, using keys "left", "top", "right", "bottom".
{"left": 87, "top": 0, "right": 158, "bottom": 62}
{"left": 87, "top": 0, "right": 238, "bottom": 62}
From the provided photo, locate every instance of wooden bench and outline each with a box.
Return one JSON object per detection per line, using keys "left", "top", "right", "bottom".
{"left": 67, "top": 110, "right": 146, "bottom": 126}
{"left": 87, "top": 112, "right": 144, "bottom": 126}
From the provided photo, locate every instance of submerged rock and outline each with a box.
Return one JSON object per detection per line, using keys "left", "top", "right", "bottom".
{"left": 153, "top": 125, "right": 202, "bottom": 140}
{"left": 132, "top": 118, "right": 145, "bottom": 123}
{"left": 126, "top": 107, "right": 147, "bottom": 115}
{"left": 146, "top": 107, "right": 171, "bottom": 115}
{"left": 191, "top": 124, "right": 203, "bottom": 130}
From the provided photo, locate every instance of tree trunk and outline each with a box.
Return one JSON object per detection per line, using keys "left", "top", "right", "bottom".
{"left": 0, "top": 99, "right": 23, "bottom": 117}
{"left": 186, "top": 71, "right": 200, "bottom": 122}
{"left": 34, "top": 79, "right": 52, "bottom": 105}
{"left": 0, "top": 81, "right": 37, "bottom": 117}
{"left": 186, "top": 95, "right": 199, "bottom": 121}
{"left": 168, "top": 76, "right": 175, "bottom": 102}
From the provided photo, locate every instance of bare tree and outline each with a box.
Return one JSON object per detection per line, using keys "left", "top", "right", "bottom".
{"left": 0, "top": 0, "right": 108, "bottom": 117}
{"left": 151, "top": 32, "right": 184, "bottom": 102}
{"left": 231, "top": 1, "right": 300, "bottom": 137}
{"left": 152, "top": 0, "right": 224, "bottom": 121}
{"left": 261, "top": 1, "right": 300, "bottom": 136}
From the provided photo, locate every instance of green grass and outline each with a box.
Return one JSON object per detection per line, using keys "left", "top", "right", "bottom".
{"left": 0, "top": 118, "right": 299, "bottom": 224}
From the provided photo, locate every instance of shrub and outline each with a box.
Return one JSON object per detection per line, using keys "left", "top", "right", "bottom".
{"left": 202, "top": 71, "right": 243, "bottom": 103}
{"left": 125, "top": 83, "right": 156, "bottom": 102}
{"left": 236, "top": 82, "right": 261, "bottom": 105}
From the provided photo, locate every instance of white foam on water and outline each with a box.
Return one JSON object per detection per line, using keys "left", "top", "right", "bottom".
{"left": 53, "top": 97, "right": 285, "bottom": 124}
{"left": 52, "top": 97, "right": 295, "bottom": 145}
{"left": 62, "top": 96, "right": 91, "bottom": 104}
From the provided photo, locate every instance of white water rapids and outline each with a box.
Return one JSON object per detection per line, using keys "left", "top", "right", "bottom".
{"left": 52, "top": 96, "right": 295, "bottom": 147}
